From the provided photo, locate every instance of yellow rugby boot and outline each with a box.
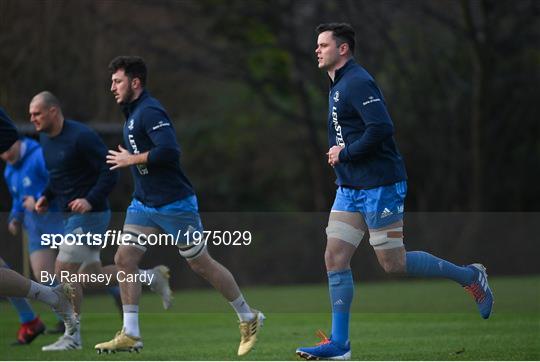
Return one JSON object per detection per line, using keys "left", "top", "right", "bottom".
{"left": 94, "top": 328, "right": 143, "bottom": 354}
{"left": 237, "top": 309, "right": 265, "bottom": 356}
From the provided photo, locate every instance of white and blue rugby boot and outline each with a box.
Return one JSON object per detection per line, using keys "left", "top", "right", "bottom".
{"left": 464, "top": 263, "right": 494, "bottom": 319}
{"left": 296, "top": 330, "right": 351, "bottom": 360}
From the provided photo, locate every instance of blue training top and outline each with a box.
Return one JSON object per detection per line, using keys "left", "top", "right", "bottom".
{"left": 328, "top": 59, "right": 407, "bottom": 189}
{"left": 40, "top": 119, "right": 117, "bottom": 212}
{"left": 122, "top": 90, "right": 194, "bottom": 207}
{"left": 4, "top": 137, "right": 60, "bottom": 228}
{"left": 0, "top": 107, "right": 19, "bottom": 153}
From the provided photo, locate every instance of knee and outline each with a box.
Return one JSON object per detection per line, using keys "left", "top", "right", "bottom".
{"left": 114, "top": 250, "right": 136, "bottom": 270}
{"left": 379, "top": 258, "right": 406, "bottom": 274}
{"left": 325, "top": 246, "right": 349, "bottom": 271}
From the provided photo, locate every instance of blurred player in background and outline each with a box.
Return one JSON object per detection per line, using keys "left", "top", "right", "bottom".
{"left": 0, "top": 107, "right": 77, "bottom": 343}
{"left": 296, "top": 23, "right": 494, "bottom": 360}
{"left": 30, "top": 92, "right": 171, "bottom": 351}
{"left": 96, "top": 56, "right": 264, "bottom": 356}
{"left": 1, "top": 132, "right": 67, "bottom": 339}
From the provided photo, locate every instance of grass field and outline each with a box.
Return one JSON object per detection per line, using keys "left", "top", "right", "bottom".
{"left": 1, "top": 275, "right": 539, "bottom": 360}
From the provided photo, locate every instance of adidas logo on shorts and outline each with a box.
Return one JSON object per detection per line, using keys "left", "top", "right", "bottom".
{"left": 380, "top": 208, "right": 393, "bottom": 218}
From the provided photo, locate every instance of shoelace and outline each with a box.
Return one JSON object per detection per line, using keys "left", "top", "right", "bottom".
{"left": 315, "top": 330, "right": 331, "bottom": 346}
{"left": 464, "top": 283, "right": 485, "bottom": 303}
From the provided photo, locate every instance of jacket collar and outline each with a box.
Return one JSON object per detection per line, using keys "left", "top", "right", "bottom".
{"left": 331, "top": 58, "right": 356, "bottom": 86}
{"left": 122, "top": 89, "right": 149, "bottom": 118}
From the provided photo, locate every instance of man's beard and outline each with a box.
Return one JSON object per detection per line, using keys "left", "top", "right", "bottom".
{"left": 119, "top": 86, "right": 135, "bottom": 105}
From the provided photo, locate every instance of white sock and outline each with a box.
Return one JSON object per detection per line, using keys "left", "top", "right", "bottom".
{"left": 122, "top": 305, "right": 140, "bottom": 337}
{"left": 65, "top": 316, "right": 82, "bottom": 339}
{"left": 139, "top": 269, "right": 154, "bottom": 286}
{"left": 229, "top": 294, "right": 254, "bottom": 322}
{"left": 27, "top": 280, "right": 58, "bottom": 306}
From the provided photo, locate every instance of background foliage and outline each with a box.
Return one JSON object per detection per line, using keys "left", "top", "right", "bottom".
{"left": 1, "top": 0, "right": 539, "bottom": 283}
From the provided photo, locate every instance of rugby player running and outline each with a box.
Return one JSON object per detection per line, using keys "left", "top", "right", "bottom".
{"left": 296, "top": 23, "right": 494, "bottom": 360}
{"left": 97, "top": 56, "right": 264, "bottom": 356}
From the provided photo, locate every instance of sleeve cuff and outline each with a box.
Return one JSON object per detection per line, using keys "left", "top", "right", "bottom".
{"left": 84, "top": 194, "right": 97, "bottom": 209}
{"left": 338, "top": 147, "right": 350, "bottom": 163}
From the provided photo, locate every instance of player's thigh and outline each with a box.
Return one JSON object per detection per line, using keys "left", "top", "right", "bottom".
{"left": 57, "top": 244, "right": 100, "bottom": 270}
{"left": 57, "top": 216, "right": 102, "bottom": 267}
{"left": 363, "top": 181, "right": 406, "bottom": 249}
{"left": 122, "top": 198, "right": 164, "bottom": 250}
{"left": 327, "top": 211, "right": 367, "bottom": 248}
{"left": 325, "top": 211, "right": 366, "bottom": 268}
{"left": 64, "top": 210, "right": 111, "bottom": 236}
{"left": 152, "top": 197, "right": 206, "bottom": 260}
{"left": 370, "top": 220, "right": 406, "bottom": 270}
{"left": 118, "top": 224, "right": 159, "bottom": 263}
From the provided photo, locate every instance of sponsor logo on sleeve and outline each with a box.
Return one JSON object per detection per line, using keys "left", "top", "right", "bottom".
{"left": 152, "top": 120, "right": 171, "bottom": 131}
{"left": 362, "top": 95, "right": 381, "bottom": 106}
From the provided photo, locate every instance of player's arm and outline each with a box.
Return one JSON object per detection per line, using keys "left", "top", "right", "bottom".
{"left": 74, "top": 130, "right": 118, "bottom": 212}
{"left": 107, "top": 107, "right": 180, "bottom": 169}
{"left": 20, "top": 149, "right": 45, "bottom": 212}
{"left": 36, "top": 148, "right": 55, "bottom": 213}
{"left": 36, "top": 181, "right": 54, "bottom": 213}
{"left": 143, "top": 107, "right": 180, "bottom": 165}
{"left": 337, "top": 78, "right": 394, "bottom": 163}
{"left": 107, "top": 146, "right": 148, "bottom": 168}
{"left": 5, "top": 175, "right": 24, "bottom": 235}
{"left": 32, "top": 148, "right": 50, "bottom": 205}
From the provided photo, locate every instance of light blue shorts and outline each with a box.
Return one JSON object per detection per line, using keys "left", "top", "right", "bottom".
{"left": 124, "top": 195, "right": 203, "bottom": 246}
{"left": 331, "top": 181, "right": 407, "bottom": 229}
{"left": 25, "top": 212, "right": 64, "bottom": 254}
{"left": 63, "top": 210, "right": 111, "bottom": 245}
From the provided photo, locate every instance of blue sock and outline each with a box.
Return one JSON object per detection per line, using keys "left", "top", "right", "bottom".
{"left": 9, "top": 297, "right": 36, "bottom": 324}
{"left": 328, "top": 269, "right": 353, "bottom": 347}
{"left": 406, "top": 251, "right": 474, "bottom": 285}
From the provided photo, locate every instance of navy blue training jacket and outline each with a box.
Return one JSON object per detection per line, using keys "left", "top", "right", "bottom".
{"left": 40, "top": 120, "right": 117, "bottom": 212}
{"left": 122, "top": 90, "right": 194, "bottom": 207}
{"left": 328, "top": 59, "right": 407, "bottom": 189}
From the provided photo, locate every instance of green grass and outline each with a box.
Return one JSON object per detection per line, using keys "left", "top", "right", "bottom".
{"left": 1, "top": 275, "right": 539, "bottom": 360}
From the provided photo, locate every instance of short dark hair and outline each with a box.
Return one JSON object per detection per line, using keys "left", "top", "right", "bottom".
{"left": 316, "top": 23, "right": 355, "bottom": 55}
{"left": 108, "top": 56, "right": 147, "bottom": 87}
{"left": 35, "top": 91, "right": 61, "bottom": 110}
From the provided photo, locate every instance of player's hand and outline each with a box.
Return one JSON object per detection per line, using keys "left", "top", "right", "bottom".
{"left": 107, "top": 145, "right": 132, "bottom": 170}
{"left": 22, "top": 195, "right": 36, "bottom": 211}
{"left": 68, "top": 198, "right": 92, "bottom": 214}
{"left": 327, "top": 145, "right": 344, "bottom": 167}
{"left": 8, "top": 219, "right": 20, "bottom": 236}
{"left": 35, "top": 196, "right": 48, "bottom": 214}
